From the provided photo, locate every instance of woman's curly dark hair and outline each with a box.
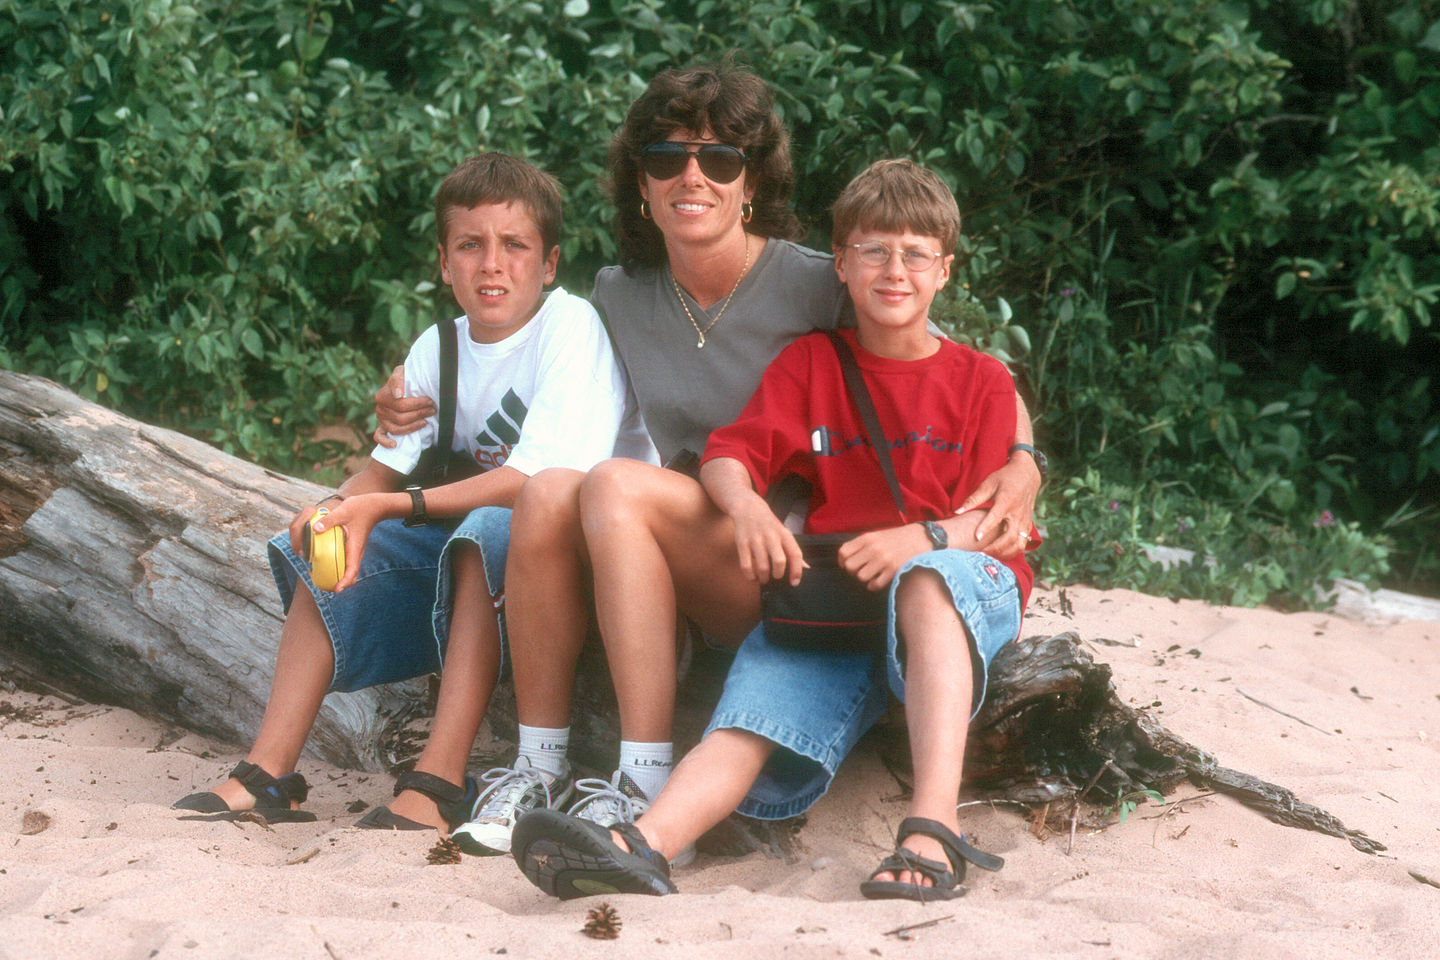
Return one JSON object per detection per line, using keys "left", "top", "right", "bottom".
{"left": 607, "top": 57, "right": 802, "bottom": 269}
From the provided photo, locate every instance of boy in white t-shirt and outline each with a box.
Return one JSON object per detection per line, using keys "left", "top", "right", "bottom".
{"left": 172, "top": 154, "right": 652, "bottom": 831}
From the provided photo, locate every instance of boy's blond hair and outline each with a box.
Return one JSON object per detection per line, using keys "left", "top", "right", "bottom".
{"left": 831, "top": 159, "right": 960, "bottom": 254}
{"left": 434, "top": 153, "right": 563, "bottom": 250}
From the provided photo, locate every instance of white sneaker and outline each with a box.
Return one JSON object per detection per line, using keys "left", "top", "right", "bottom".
{"left": 569, "top": 770, "right": 695, "bottom": 868}
{"left": 450, "top": 757, "right": 572, "bottom": 856}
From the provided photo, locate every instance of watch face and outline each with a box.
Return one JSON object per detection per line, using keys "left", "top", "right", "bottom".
{"left": 924, "top": 521, "right": 947, "bottom": 550}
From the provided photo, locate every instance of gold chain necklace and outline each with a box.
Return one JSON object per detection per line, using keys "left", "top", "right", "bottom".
{"left": 671, "top": 236, "right": 752, "bottom": 349}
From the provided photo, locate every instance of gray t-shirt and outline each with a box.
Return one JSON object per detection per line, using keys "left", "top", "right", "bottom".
{"left": 591, "top": 239, "right": 850, "bottom": 464}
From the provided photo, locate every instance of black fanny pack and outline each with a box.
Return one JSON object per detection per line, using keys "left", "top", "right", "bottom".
{"left": 760, "top": 533, "right": 890, "bottom": 652}
{"left": 758, "top": 332, "right": 910, "bottom": 654}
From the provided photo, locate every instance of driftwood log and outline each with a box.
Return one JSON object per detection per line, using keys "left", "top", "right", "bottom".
{"left": 0, "top": 369, "right": 416, "bottom": 770}
{"left": 0, "top": 370, "right": 1377, "bottom": 854}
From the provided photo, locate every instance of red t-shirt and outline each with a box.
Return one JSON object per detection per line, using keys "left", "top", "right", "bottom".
{"left": 702, "top": 329, "right": 1034, "bottom": 607}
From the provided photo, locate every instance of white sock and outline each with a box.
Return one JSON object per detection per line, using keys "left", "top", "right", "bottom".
{"left": 516, "top": 723, "right": 569, "bottom": 781}
{"left": 618, "top": 740, "right": 674, "bottom": 800}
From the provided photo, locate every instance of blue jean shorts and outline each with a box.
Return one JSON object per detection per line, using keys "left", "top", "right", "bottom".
{"left": 267, "top": 506, "right": 512, "bottom": 693}
{"left": 705, "top": 549, "right": 1021, "bottom": 820}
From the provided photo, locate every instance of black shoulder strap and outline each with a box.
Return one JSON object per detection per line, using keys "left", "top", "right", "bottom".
{"left": 433, "top": 316, "right": 458, "bottom": 482}
{"left": 824, "top": 330, "right": 907, "bottom": 522}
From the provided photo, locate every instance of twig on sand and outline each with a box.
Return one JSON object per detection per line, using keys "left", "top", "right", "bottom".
{"left": 1236, "top": 689, "right": 1332, "bottom": 735}
{"left": 1148, "top": 792, "right": 1216, "bottom": 846}
{"left": 1067, "top": 759, "right": 1115, "bottom": 855}
{"left": 1410, "top": 871, "right": 1440, "bottom": 890}
{"left": 883, "top": 915, "right": 954, "bottom": 939}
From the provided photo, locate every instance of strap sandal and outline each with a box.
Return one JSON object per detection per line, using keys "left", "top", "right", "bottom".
{"left": 173, "top": 760, "right": 318, "bottom": 823}
{"left": 859, "top": 816, "right": 1004, "bottom": 902}
{"left": 356, "top": 770, "right": 479, "bottom": 832}
{"left": 511, "top": 808, "right": 677, "bottom": 900}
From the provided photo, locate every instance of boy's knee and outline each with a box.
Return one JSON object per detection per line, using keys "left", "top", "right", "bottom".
{"left": 449, "top": 540, "right": 484, "bottom": 576}
{"left": 895, "top": 566, "right": 950, "bottom": 609}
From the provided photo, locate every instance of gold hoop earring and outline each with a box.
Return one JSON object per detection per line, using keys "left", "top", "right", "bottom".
{"left": 741, "top": 202, "right": 754, "bottom": 224}
{"left": 640, "top": 200, "right": 652, "bottom": 221}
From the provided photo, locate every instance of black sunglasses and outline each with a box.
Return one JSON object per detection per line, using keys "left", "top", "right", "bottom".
{"left": 640, "top": 141, "right": 748, "bottom": 184}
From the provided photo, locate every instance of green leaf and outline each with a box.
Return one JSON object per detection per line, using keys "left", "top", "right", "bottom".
{"left": 1420, "top": 20, "right": 1440, "bottom": 51}
{"left": 1275, "top": 272, "right": 1297, "bottom": 299}
{"left": 563, "top": 0, "right": 589, "bottom": 16}
{"left": 240, "top": 328, "right": 264, "bottom": 358}
{"left": 301, "top": 34, "right": 327, "bottom": 62}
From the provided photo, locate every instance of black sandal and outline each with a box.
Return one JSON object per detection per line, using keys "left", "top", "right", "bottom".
{"left": 173, "top": 761, "right": 318, "bottom": 823}
{"left": 859, "top": 817, "right": 1004, "bottom": 902}
{"left": 355, "top": 770, "right": 479, "bottom": 832}
{"left": 512, "top": 808, "right": 677, "bottom": 900}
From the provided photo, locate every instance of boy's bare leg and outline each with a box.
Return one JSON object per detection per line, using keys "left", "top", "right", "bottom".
{"left": 206, "top": 586, "right": 334, "bottom": 810}
{"left": 622, "top": 729, "right": 776, "bottom": 860}
{"left": 505, "top": 469, "right": 591, "bottom": 729}
{"left": 875, "top": 568, "right": 975, "bottom": 885}
{"left": 578, "top": 460, "right": 764, "bottom": 742}
{"left": 388, "top": 542, "right": 502, "bottom": 828}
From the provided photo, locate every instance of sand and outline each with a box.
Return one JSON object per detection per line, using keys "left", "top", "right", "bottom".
{"left": 3, "top": 584, "right": 1437, "bottom": 959}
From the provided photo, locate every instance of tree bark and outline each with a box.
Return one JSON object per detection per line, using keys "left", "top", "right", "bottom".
{"left": 0, "top": 369, "right": 415, "bottom": 770}
{"left": 1, "top": 371, "right": 1378, "bottom": 854}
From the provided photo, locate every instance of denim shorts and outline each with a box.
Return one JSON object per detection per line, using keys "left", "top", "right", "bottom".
{"left": 267, "top": 506, "right": 512, "bottom": 693}
{"left": 705, "top": 549, "right": 1021, "bottom": 820}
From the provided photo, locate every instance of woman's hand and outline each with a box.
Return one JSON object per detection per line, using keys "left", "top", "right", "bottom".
{"left": 838, "top": 524, "right": 931, "bottom": 592}
{"left": 308, "top": 493, "right": 396, "bottom": 592}
{"left": 730, "top": 499, "right": 806, "bottom": 585}
{"left": 372, "top": 365, "right": 435, "bottom": 449}
{"left": 955, "top": 455, "right": 1040, "bottom": 559}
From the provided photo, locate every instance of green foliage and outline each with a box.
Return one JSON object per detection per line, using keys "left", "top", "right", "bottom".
{"left": 2, "top": 0, "right": 1436, "bottom": 599}
{"left": 1111, "top": 788, "right": 1166, "bottom": 826}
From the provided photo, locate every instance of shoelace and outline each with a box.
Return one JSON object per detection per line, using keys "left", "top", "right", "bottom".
{"left": 472, "top": 765, "right": 558, "bottom": 822}
{"left": 570, "top": 776, "right": 647, "bottom": 825}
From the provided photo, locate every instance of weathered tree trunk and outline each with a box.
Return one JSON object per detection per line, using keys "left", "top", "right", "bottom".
{"left": 0, "top": 371, "right": 1378, "bottom": 854}
{"left": 0, "top": 370, "right": 416, "bottom": 770}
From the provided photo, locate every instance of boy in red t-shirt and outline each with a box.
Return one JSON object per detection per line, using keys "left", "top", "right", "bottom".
{"left": 513, "top": 159, "right": 1037, "bottom": 901}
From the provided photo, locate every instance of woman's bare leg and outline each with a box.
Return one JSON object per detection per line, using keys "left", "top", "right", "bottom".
{"left": 387, "top": 542, "right": 502, "bottom": 828}
{"left": 505, "top": 469, "right": 591, "bottom": 729}
{"left": 205, "top": 586, "right": 333, "bottom": 810}
{"left": 578, "top": 459, "right": 764, "bottom": 742}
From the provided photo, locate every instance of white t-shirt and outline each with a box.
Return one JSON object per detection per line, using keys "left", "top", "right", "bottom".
{"left": 371, "top": 287, "right": 657, "bottom": 478}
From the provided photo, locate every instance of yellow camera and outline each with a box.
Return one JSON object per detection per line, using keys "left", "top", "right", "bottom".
{"left": 302, "top": 507, "right": 346, "bottom": 592}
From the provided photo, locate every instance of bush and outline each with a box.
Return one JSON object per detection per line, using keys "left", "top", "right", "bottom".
{"left": 3, "top": 0, "right": 1436, "bottom": 602}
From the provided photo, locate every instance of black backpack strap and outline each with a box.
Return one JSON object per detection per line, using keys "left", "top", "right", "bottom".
{"left": 823, "top": 330, "right": 907, "bottom": 522}
{"left": 432, "top": 316, "right": 458, "bottom": 482}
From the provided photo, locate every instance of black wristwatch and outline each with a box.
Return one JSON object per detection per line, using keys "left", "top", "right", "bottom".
{"left": 921, "top": 520, "right": 948, "bottom": 551}
{"left": 1008, "top": 443, "right": 1049, "bottom": 481}
{"left": 402, "top": 485, "right": 428, "bottom": 527}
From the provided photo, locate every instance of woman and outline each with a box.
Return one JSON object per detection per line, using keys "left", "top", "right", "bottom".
{"left": 375, "top": 60, "right": 1042, "bottom": 857}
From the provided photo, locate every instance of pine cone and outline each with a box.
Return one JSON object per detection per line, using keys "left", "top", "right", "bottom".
{"left": 582, "top": 902, "right": 622, "bottom": 940}
{"left": 426, "top": 836, "right": 462, "bottom": 865}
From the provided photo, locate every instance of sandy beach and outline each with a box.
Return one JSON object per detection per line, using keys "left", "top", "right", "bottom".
{"left": 3, "top": 583, "right": 1436, "bottom": 959}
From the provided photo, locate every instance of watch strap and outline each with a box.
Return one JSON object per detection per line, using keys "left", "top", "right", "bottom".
{"left": 1008, "top": 442, "right": 1048, "bottom": 479}
{"left": 402, "top": 485, "right": 428, "bottom": 527}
